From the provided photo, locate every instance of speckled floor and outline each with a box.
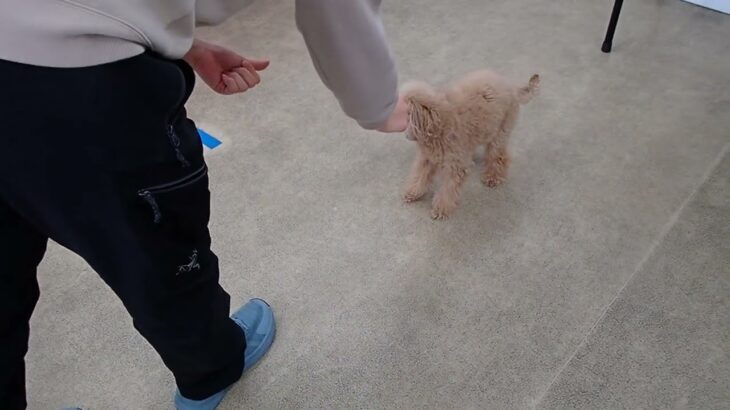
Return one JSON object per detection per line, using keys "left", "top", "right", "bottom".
{"left": 27, "top": 0, "right": 729, "bottom": 408}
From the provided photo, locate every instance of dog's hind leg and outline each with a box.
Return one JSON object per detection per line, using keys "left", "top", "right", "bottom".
{"left": 404, "top": 152, "right": 437, "bottom": 203}
{"left": 482, "top": 140, "right": 510, "bottom": 188}
{"left": 482, "top": 106, "right": 518, "bottom": 188}
{"left": 431, "top": 163, "right": 468, "bottom": 219}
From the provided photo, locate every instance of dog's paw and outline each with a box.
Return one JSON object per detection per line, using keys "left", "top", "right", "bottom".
{"left": 481, "top": 173, "right": 506, "bottom": 188}
{"left": 403, "top": 191, "right": 425, "bottom": 203}
{"left": 430, "top": 205, "right": 452, "bottom": 220}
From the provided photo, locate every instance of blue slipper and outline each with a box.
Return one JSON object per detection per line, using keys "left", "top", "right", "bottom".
{"left": 174, "top": 298, "right": 276, "bottom": 410}
{"left": 233, "top": 298, "right": 276, "bottom": 372}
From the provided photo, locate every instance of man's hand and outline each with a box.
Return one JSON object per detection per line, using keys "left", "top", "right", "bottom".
{"left": 377, "top": 94, "right": 408, "bottom": 133}
{"left": 184, "top": 39, "right": 269, "bottom": 95}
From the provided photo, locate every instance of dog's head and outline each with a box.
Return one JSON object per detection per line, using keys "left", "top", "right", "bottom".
{"left": 402, "top": 82, "right": 456, "bottom": 147}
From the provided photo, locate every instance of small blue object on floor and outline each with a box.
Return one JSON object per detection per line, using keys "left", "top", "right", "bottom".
{"left": 174, "top": 298, "right": 276, "bottom": 410}
{"left": 197, "top": 128, "right": 222, "bottom": 150}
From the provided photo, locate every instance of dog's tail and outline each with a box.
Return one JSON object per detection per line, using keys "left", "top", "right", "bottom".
{"left": 517, "top": 74, "right": 540, "bottom": 104}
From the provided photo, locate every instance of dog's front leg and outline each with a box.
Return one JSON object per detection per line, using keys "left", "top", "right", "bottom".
{"left": 431, "top": 164, "right": 468, "bottom": 219}
{"left": 403, "top": 152, "right": 437, "bottom": 203}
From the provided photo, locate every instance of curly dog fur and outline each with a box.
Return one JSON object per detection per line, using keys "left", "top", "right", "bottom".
{"left": 402, "top": 70, "right": 540, "bottom": 219}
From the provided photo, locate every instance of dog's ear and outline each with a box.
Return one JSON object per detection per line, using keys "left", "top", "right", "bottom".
{"left": 403, "top": 83, "right": 453, "bottom": 143}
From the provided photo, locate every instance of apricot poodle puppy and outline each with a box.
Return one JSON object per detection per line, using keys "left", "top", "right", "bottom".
{"left": 402, "top": 70, "right": 540, "bottom": 219}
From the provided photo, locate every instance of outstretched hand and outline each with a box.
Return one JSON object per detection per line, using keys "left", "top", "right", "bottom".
{"left": 184, "top": 39, "right": 269, "bottom": 95}
{"left": 377, "top": 94, "right": 409, "bottom": 133}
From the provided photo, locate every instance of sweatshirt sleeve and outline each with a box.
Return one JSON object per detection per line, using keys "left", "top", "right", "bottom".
{"left": 295, "top": 0, "right": 398, "bottom": 130}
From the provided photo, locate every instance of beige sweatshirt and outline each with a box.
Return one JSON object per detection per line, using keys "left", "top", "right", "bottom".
{"left": 0, "top": 0, "right": 397, "bottom": 129}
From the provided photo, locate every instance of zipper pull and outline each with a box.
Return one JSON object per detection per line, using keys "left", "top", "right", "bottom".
{"left": 139, "top": 191, "right": 162, "bottom": 224}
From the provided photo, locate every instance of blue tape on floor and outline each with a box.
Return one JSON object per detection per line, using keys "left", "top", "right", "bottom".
{"left": 198, "top": 128, "right": 222, "bottom": 149}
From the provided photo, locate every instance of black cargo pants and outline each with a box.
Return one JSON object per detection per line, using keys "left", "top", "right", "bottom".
{"left": 0, "top": 53, "right": 245, "bottom": 409}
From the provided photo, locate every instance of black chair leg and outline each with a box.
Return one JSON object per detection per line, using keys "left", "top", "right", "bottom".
{"left": 602, "top": 0, "right": 624, "bottom": 53}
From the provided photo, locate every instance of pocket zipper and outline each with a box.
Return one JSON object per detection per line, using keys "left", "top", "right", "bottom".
{"left": 166, "top": 64, "right": 190, "bottom": 167}
{"left": 137, "top": 164, "right": 207, "bottom": 223}
{"left": 167, "top": 124, "right": 190, "bottom": 167}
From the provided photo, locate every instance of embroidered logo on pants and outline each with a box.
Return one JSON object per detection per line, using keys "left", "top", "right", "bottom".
{"left": 177, "top": 249, "right": 201, "bottom": 275}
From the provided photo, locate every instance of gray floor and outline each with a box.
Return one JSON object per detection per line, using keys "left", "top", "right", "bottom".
{"left": 26, "top": 0, "right": 730, "bottom": 409}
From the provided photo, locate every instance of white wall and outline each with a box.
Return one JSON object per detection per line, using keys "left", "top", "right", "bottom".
{"left": 683, "top": 0, "right": 730, "bottom": 14}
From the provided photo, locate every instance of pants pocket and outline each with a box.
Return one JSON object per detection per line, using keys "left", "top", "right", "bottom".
{"left": 138, "top": 163, "right": 209, "bottom": 237}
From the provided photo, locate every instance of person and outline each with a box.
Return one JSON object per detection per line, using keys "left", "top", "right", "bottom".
{"left": 0, "top": 0, "right": 408, "bottom": 409}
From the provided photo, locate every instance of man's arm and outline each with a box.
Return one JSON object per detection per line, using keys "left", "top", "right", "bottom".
{"left": 296, "top": 0, "right": 404, "bottom": 131}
